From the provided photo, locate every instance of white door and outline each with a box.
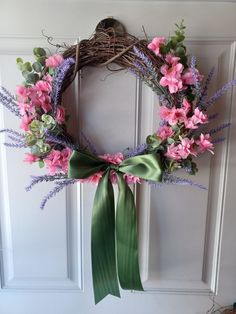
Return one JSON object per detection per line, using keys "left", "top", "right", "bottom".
{"left": 0, "top": 1, "right": 236, "bottom": 314}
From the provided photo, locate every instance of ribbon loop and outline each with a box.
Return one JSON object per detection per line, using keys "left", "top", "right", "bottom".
{"left": 68, "top": 150, "right": 163, "bottom": 303}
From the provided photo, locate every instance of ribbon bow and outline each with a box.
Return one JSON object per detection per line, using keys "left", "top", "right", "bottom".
{"left": 68, "top": 150, "right": 162, "bottom": 304}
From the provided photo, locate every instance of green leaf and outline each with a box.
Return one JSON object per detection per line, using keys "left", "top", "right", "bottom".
{"left": 167, "top": 138, "right": 175, "bottom": 144}
{"left": 29, "top": 120, "right": 44, "bottom": 136}
{"left": 25, "top": 72, "right": 39, "bottom": 84}
{"left": 16, "top": 57, "right": 23, "bottom": 64}
{"left": 172, "top": 125, "right": 180, "bottom": 132}
{"left": 41, "top": 114, "right": 56, "bottom": 130}
{"left": 37, "top": 56, "right": 46, "bottom": 66}
{"left": 176, "top": 46, "right": 186, "bottom": 57}
{"left": 176, "top": 33, "right": 185, "bottom": 42}
{"left": 48, "top": 67, "right": 55, "bottom": 75}
{"left": 33, "top": 47, "right": 46, "bottom": 57}
{"left": 22, "top": 70, "right": 30, "bottom": 79}
{"left": 22, "top": 62, "right": 32, "bottom": 72}
{"left": 25, "top": 133, "right": 37, "bottom": 146}
{"left": 17, "top": 63, "right": 24, "bottom": 71}
{"left": 32, "top": 61, "right": 42, "bottom": 72}
{"left": 38, "top": 160, "right": 45, "bottom": 168}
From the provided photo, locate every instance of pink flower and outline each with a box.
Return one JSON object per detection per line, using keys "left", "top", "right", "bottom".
{"left": 148, "top": 37, "right": 166, "bottom": 56}
{"left": 159, "top": 106, "right": 175, "bottom": 122}
{"left": 196, "top": 133, "right": 214, "bottom": 154}
{"left": 16, "top": 85, "right": 28, "bottom": 102}
{"left": 123, "top": 174, "right": 141, "bottom": 184}
{"left": 159, "top": 106, "right": 187, "bottom": 126}
{"left": 177, "top": 138, "right": 197, "bottom": 159}
{"left": 192, "top": 108, "right": 208, "bottom": 124}
{"left": 165, "top": 53, "right": 180, "bottom": 66}
{"left": 35, "top": 80, "right": 52, "bottom": 93}
{"left": 165, "top": 143, "right": 181, "bottom": 161}
{"left": 55, "top": 106, "right": 65, "bottom": 124}
{"left": 45, "top": 54, "right": 64, "bottom": 68}
{"left": 184, "top": 119, "right": 198, "bottom": 129}
{"left": 20, "top": 115, "right": 33, "bottom": 131}
{"left": 182, "top": 98, "right": 191, "bottom": 114}
{"left": 43, "top": 74, "right": 53, "bottom": 84}
{"left": 45, "top": 147, "right": 72, "bottom": 175}
{"left": 157, "top": 125, "right": 174, "bottom": 140}
{"left": 100, "top": 152, "right": 124, "bottom": 164}
{"left": 40, "top": 99, "right": 52, "bottom": 113}
{"left": 173, "top": 108, "right": 187, "bottom": 124}
{"left": 160, "top": 63, "right": 184, "bottom": 94}
{"left": 79, "top": 172, "right": 103, "bottom": 184}
{"left": 185, "top": 108, "right": 208, "bottom": 129}
{"left": 24, "top": 153, "right": 39, "bottom": 164}
{"left": 182, "top": 68, "right": 204, "bottom": 85}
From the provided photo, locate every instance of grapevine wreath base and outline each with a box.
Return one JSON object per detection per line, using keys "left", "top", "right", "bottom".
{"left": 0, "top": 18, "right": 234, "bottom": 303}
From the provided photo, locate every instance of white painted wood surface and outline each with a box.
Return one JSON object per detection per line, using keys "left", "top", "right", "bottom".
{"left": 0, "top": 1, "right": 236, "bottom": 313}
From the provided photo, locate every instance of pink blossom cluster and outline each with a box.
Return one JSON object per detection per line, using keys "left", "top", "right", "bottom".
{"left": 16, "top": 54, "right": 65, "bottom": 131}
{"left": 165, "top": 134, "right": 214, "bottom": 161}
{"left": 158, "top": 98, "right": 208, "bottom": 131}
{"left": 16, "top": 74, "right": 53, "bottom": 131}
{"left": 79, "top": 152, "right": 141, "bottom": 185}
{"left": 148, "top": 38, "right": 203, "bottom": 93}
{"left": 156, "top": 97, "right": 214, "bottom": 161}
{"left": 44, "top": 147, "right": 72, "bottom": 174}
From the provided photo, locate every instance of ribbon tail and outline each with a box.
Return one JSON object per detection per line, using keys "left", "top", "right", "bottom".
{"left": 91, "top": 171, "right": 120, "bottom": 304}
{"left": 116, "top": 173, "right": 144, "bottom": 291}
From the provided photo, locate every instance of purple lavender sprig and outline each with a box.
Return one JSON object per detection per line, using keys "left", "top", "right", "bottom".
{"left": 208, "top": 113, "right": 218, "bottom": 120}
{"left": 209, "top": 122, "right": 231, "bottom": 135}
{"left": 40, "top": 179, "right": 77, "bottom": 210}
{"left": 51, "top": 58, "right": 75, "bottom": 109}
{"left": 149, "top": 172, "right": 207, "bottom": 190}
{"left": 0, "top": 87, "right": 22, "bottom": 118}
{"left": 26, "top": 173, "right": 67, "bottom": 192}
{"left": 206, "top": 79, "right": 236, "bottom": 107}
{"left": 0, "top": 128, "right": 25, "bottom": 139}
{"left": 197, "top": 67, "right": 215, "bottom": 107}
{"left": 133, "top": 60, "right": 146, "bottom": 75}
{"left": 190, "top": 56, "right": 201, "bottom": 91}
{"left": 1, "top": 87, "right": 16, "bottom": 100}
{"left": 4, "top": 142, "right": 26, "bottom": 148}
{"left": 45, "top": 131, "right": 77, "bottom": 150}
{"left": 212, "top": 137, "right": 225, "bottom": 144}
{"left": 80, "top": 131, "right": 98, "bottom": 155}
{"left": 159, "top": 94, "right": 172, "bottom": 108}
{"left": 126, "top": 143, "right": 148, "bottom": 158}
{"left": 133, "top": 46, "right": 154, "bottom": 69}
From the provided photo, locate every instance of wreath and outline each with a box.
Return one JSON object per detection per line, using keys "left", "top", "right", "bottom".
{"left": 0, "top": 18, "right": 234, "bottom": 304}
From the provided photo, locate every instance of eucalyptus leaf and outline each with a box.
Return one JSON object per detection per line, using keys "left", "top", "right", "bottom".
{"left": 167, "top": 138, "right": 175, "bottom": 144}
{"left": 22, "top": 62, "right": 32, "bottom": 72}
{"left": 37, "top": 56, "right": 46, "bottom": 66}
{"left": 25, "top": 133, "right": 37, "bottom": 146}
{"left": 33, "top": 47, "right": 46, "bottom": 57}
{"left": 38, "top": 160, "right": 45, "bottom": 168}
{"left": 32, "top": 61, "right": 42, "bottom": 72}
{"left": 25, "top": 73, "right": 39, "bottom": 84}
{"left": 176, "top": 46, "right": 186, "bottom": 57}
{"left": 16, "top": 57, "right": 23, "bottom": 64}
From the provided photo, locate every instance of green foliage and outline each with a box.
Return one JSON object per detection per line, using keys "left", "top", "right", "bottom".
{"left": 41, "top": 114, "right": 56, "bottom": 130}
{"left": 33, "top": 47, "right": 46, "bottom": 57}
{"left": 146, "top": 134, "right": 162, "bottom": 152}
{"left": 38, "top": 159, "right": 45, "bottom": 168}
{"left": 160, "top": 20, "right": 187, "bottom": 66}
{"left": 32, "top": 61, "right": 42, "bottom": 72}
{"left": 16, "top": 47, "right": 47, "bottom": 85}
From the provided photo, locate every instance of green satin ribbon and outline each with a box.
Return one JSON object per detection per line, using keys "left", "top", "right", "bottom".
{"left": 68, "top": 150, "right": 162, "bottom": 304}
